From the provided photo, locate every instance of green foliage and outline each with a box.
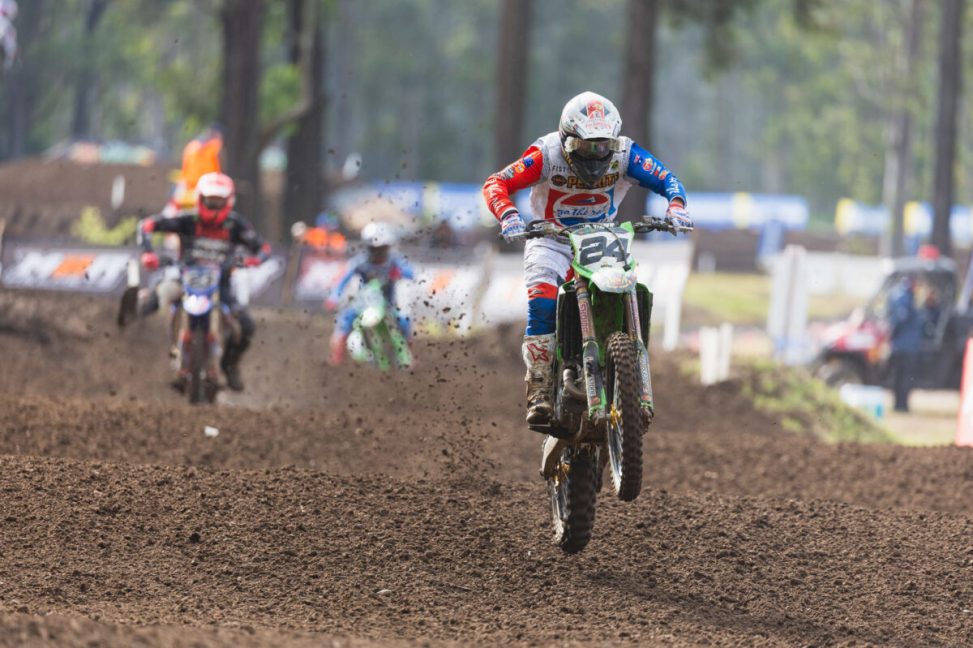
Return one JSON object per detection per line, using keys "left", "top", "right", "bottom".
{"left": 3, "top": 0, "right": 971, "bottom": 225}
{"left": 683, "top": 272, "right": 862, "bottom": 327}
{"left": 71, "top": 206, "right": 138, "bottom": 246}
{"left": 740, "top": 358, "right": 895, "bottom": 444}
{"left": 260, "top": 63, "right": 302, "bottom": 130}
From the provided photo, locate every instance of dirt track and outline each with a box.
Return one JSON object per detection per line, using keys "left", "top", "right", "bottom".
{"left": 3, "top": 291, "right": 973, "bottom": 646}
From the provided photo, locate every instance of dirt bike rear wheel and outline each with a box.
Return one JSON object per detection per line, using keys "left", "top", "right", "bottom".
{"left": 605, "top": 331, "right": 645, "bottom": 502}
{"left": 189, "top": 328, "right": 207, "bottom": 405}
{"left": 548, "top": 445, "right": 597, "bottom": 554}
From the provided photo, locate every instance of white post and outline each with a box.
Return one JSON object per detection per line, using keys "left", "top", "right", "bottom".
{"left": 768, "top": 245, "right": 809, "bottom": 365}
{"left": 699, "top": 327, "right": 717, "bottom": 385}
{"left": 663, "top": 299, "right": 680, "bottom": 352}
{"left": 111, "top": 175, "right": 126, "bottom": 211}
{"left": 718, "top": 323, "right": 733, "bottom": 380}
{"left": 126, "top": 257, "right": 140, "bottom": 288}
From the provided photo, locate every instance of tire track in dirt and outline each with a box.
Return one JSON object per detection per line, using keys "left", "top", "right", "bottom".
{"left": 4, "top": 292, "right": 973, "bottom": 645}
{"left": 2, "top": 455, "right": 973, "bottom": 646}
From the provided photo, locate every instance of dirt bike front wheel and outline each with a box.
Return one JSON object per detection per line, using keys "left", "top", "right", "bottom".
{"left": 548, "top": 444, "right": 597, "bottom": 554}
{"left": 189, "top": 327, "right": 207, "bottom": 405}
{"left": 605, "top": 331, "right": 645, "bottom": 501}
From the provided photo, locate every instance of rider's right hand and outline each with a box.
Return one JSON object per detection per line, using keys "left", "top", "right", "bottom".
{"left": 141, "top": 251, "right": 160, "bottom": 271}
{"left": 500, "top": 209, "right": 526, "bottom": 242}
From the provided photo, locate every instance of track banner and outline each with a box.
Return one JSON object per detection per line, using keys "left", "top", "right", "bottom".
{"left": 1, "top": 240, "right": 136, "bottom": 294}
{"left": 955, "top": 338, "right": 973, "bottom": 446}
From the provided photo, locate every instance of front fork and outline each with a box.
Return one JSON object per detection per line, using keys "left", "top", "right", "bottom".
{"left": 178, "top": 300, "right": 223, "bottom": 380}
{"left": 575, "top": 278, "right": 606, "bottom": 423}
{"left": 624, "top": 288, "right": 654, "bottom": 417}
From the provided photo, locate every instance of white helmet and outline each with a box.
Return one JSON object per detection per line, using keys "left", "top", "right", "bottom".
{"left": 558, "top": 91, "right": 623, "bottom": 187}
{"left": 0, "top": 1, "right": 17, "bottom": 21}
{"left": 361, "top": 222, "right": 397, "bottom": 263}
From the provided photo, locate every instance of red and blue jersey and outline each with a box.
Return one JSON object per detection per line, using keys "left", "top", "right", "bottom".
{"left": 483, "top": 132, "right": 685, "bottom": 226}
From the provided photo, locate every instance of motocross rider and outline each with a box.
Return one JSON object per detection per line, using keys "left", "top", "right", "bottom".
{"left": 125, "top": 172, "right": 270, "bottom": 391}
{"left": 325, "top": 222, "right": 414, "bottom": 366}
{"left": 482, "top": 91, "right": 691, "bottom": 426}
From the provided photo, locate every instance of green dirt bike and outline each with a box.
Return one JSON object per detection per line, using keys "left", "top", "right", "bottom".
{"left": 511, "top": 217, "right": 693, "bottom": 553}
{"left": 346, "top": 278, "right": 413, "bottom": 371}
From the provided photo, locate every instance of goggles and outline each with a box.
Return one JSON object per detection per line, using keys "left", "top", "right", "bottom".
{"left": 563, "top": 136, "right": 621, "bottom": 160}
{"left": 201, "top": 195, "right": 228, "bottom": 210}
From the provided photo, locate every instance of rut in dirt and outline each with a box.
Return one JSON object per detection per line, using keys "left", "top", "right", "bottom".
{"left": 2, "top": 454, "right": 973, "bottom": 646}
{"left": 5, "top": 292, "right": 973, "bottom": 646}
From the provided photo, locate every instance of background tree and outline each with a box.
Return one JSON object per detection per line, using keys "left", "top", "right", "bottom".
{"left": 2, "top": 0, "right": 46, "bottom": 158}
{"left": 280, "top": 0, "right": 326, "bottom": 237}
{"left": 618, "top": 0, "right": 660, "bottom": 223}
{"left": 931, "top": 0, "right": 965, "bottom": 256}
{"left": 220, "top": 0, "right": 266, "bottom": 224}
{"left": 493, "top": 0, "right": 533, "bottom": 168}
{"left": 71, "top": 0, "right": 111, "bottom": 140}
{"left": 882, "top": 0, "right": 923, "bottom": 257}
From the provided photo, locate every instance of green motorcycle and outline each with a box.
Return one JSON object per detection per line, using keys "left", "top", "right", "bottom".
{"left": 511, "top": 217, "right": 692, "bottom": 553}
{"left": 346, "top": 278, "right": 413, "bottom": 371}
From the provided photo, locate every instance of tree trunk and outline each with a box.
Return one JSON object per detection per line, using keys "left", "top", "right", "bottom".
{"left": 220, "top": 0, "right": 265, "bottom": 225}
{"left": 282, "top": 0, "right": 325, "bottom": 239}
{"left": 931, "top": 0, "right": 964, "bottom": 257}
{"left": 70, "top": 0, "right": 110, "bottom": 140}
{"left": 3, "top": 0, "right": 44, "bottom": 159}
{"left": 882, "top": 0, "right": 923, "bottom": 258}
{"left": 619, "top": 0, "right": 660, "bottom": 223}
{"left": 493, "top": 0, "right": 532, "bottom": 168}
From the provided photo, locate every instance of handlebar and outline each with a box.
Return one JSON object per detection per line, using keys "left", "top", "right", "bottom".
{"left": 149, "top": 254, "right": 260, "bottom": 271}
{"left": 506, "top": 216, "right": 693, "bottom": 241}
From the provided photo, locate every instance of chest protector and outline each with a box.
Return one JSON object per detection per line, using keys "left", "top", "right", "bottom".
{"left": 527, "top": 132, "right": 636, "bottom": 227}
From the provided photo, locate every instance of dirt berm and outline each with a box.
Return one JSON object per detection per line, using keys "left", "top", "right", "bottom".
{"left": 2, "top": 291, "right": 973, "bottom": 646}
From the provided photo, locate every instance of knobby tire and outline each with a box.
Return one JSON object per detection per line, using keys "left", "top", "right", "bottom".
{"left": 605, "top": 331, "right": 644, "bottom": 501}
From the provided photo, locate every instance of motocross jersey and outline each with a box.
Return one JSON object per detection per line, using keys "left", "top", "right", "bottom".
{"left": 138, "top": 210, "right": 270, "bottom": 270}
{"left": 332, "top": 253, "right": 415, "bottom": 304}
{"left": 483, "top": 132, "right": 686, "bottom": 225}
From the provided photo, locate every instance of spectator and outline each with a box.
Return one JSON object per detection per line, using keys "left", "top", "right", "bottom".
{"left": 887, "top": 277, "right": 925, "bottom": 412}
{"left": 163, "top": 124, "right": 225, "bottom": 216}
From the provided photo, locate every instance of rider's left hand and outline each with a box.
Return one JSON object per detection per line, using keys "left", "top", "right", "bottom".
{"left": 243, "top": 256, "right": 262, "bottom": 268}
{"left": 665, "top": 200, "right": 693, "bottom": 229}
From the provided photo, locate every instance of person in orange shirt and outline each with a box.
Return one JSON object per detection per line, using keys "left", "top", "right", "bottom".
{"left": 163, "top": 124, "right": 225, "bottom": 216}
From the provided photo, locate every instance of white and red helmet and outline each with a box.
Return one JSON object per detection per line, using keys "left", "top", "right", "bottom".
{"left": 558, "top": 91, "right": 623, "bottom": 187}
{"left": 196, "top": 172, "right": 234, "bottom": 226}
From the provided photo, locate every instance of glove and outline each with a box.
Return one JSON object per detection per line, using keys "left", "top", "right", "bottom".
{"left": 665, "top": 201, "right": 693, "bottom": 229}
{"left": 140, "top": 251, "right": 159, "bottom": 271}
{"left": 243, "top": 256, "right": 262, "bottom": 268}
{"left": 500, "top": 210, "right": 526, "bottom": 242}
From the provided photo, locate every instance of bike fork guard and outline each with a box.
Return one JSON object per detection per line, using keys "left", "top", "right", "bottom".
{"left": 575, "top": 279, "right": 606, "bottom": 419}
{"left": 625, "top": 290, "right": 654, "bottom": 413}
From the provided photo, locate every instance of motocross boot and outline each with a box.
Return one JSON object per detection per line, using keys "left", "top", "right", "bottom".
{"left": 221, "top": 337, "right": 249, "bottom": 392}
{"left": 523, "top": 334, "right": 556, "bottom": 426}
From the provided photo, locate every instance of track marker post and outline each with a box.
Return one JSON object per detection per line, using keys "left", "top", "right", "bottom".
{"left": 955, "top": 338, "right": 973, "bottom": 446}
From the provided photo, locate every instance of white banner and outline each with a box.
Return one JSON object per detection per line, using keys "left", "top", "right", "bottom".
{"left": 1, "top": 245, "right": 135, "bottom": 293}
